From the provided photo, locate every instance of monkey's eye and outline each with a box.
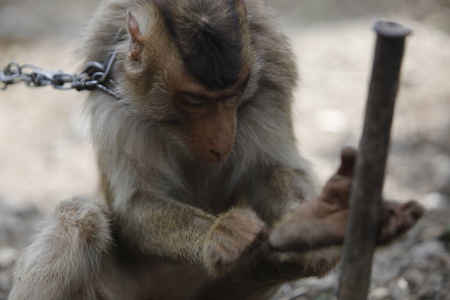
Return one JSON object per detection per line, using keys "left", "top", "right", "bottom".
{"left": 226, "top": 83, "right": 247, "bottom": 101}
{"left": 222, "top": 88, "right": 245, "bottom": 106}
{"left": 227, "top": 89, "right": 243, "bottom": 100}
{"left": 180, "top": 94, "right": 207, "bottom": 108}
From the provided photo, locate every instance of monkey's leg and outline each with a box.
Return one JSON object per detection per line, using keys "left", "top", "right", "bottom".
{"left": 9, "top": 197, "right": 112, "bottom": 300}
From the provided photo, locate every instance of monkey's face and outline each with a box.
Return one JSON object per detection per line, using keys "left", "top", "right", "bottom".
{"left": 123, "top": 1, "right": 252, "bottom": 164}
{"left": 172, "top": 75, "right": 249, "bottom": 164}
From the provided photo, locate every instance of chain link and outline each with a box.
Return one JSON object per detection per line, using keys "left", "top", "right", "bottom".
{"left": 0, "top": 52, "right": 120, "bottom": 99}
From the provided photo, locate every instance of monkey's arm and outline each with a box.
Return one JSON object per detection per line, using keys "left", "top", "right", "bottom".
{"left": 115, "top": 192, "right": 267, "bottom": 275}
{"left": 248, "top": 148, "right": 424, "bottom": 281}
{"left": 248, "top": 165, "right": 316, "bottom": 229}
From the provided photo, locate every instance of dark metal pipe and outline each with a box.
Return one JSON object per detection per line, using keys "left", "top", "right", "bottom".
{"left": 336, "top": 21, "right": 411, "bottom": 300}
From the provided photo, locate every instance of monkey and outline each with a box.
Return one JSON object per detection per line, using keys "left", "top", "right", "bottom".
{"left": 8, "top": 0, "right": 424, "bottom": 299}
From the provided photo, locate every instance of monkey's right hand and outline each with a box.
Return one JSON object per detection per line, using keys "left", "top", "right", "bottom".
{"left": 269, "top": 147, "right": 424, "bottom": 252}
{"left": 203, "top": 210, "right": 268, "bottom": 275}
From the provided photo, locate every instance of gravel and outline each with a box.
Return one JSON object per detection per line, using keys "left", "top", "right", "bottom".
{"left": 0, "top": 0, "right": 449, "bottom": 299}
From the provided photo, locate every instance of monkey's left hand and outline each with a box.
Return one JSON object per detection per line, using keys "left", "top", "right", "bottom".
{"left": 203, "top": 210, "right": 268, "bottom": 274}
{"left": 269, "top": 147, "right": 425, "bottom": 251}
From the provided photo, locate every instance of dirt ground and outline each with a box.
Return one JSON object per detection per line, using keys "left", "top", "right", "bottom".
{"left": 0, "top": 0, "right": 449, "bottom": 299}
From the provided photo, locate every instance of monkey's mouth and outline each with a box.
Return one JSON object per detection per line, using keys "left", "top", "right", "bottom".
{"left": 186, "top": 137, "right": 234, "bottom": 164}
{"left": 199, "top": 151, "right": 231, "bottom": 164}
{"left": 191, "top": 147, "right": 232, "bottom": 164}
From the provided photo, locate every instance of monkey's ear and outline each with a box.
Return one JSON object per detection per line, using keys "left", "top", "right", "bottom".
{"left": 127, "top": 11, "right": 145, "bottom": 61}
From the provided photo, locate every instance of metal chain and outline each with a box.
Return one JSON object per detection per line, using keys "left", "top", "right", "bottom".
{"left": 0, "top": 52, "right": 120, "bottom": 99}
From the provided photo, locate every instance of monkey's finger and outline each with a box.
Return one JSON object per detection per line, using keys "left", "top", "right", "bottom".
{"left": 269, "top": 212, "right": 348, "bottom": 251}
{"left": 378, "top": 200, "right": 425, "bottom": 245}
{"left": 242, "top": 225, "right": 269, "bottom": 258}
{"left": 319, "top": 176, "right": 352, "bottom": 208}
{"left": 336, "top": 146, "right": 357, "bottom": 177}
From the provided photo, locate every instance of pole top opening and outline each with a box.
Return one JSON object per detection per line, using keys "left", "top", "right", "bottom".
{"left": 374, "top": 21, "right": 412, "bottom": 38}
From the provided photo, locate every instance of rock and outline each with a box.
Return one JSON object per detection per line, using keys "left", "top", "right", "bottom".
{"left": 422, "top": 192, "right": 447, "bottom": 210}
{"left": 438, "top": 253, "right": 450, "bottom": 268}
{"left": 403, "top": 269, "right": 425, "bottom": 289}
{"left": 0, "top": 195, "right": 42, "bottom": 249}
{"left": 371, "top": 262, "right": 401, "bottom": 286}
{"left": 273, "top": 283, "right": 294, "bottom": 300}
{"left": 0, "top": 271, "right": 12, "bottom": 295}
{"left": 0, "top": 247, "right": 18, "bottom": 269}
{"left": 411, "top": 240, "right": 446, "bottom": 259}
{"left": 276, "top": 286, "right": 308, "bottom": 300}
{"left": 417, "top": 272, "right": 444, "bottom": 299}
{"left": 278, "top": 284, "right": 293, "bottom": 295}
{"left": 420, "top": 225, "right": 446, "bottom": 241}
{"left": 369, "top": 287, "right": 389, "bottom": 299}
{"left": 397, "top": 277, "right": 409, "bottom": 290}
{"left": 390, "top": 278, "right": 410, "bottom": 300}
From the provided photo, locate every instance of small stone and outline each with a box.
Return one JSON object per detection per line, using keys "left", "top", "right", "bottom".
{"left": 0, "top": 271, "right": 13, "bottom": 293}
{"left": 420, "top": 226, "right": 446, "bottom": 241}
{"left": 422, "top": 192, "right": 447, "bottom": 210}
{"left": 438, "top": 252, "right": 450, "bottom": 268}
{"left": 418, "top": 272, "right": 444, "bottom": 299}
{"left": 277, "top": 283, "right": 293, "bottom": 296}
{"left": 0, "top": 247, "right": 18, "bottom": 269}
{"left": 411, "top": 240, "right": 445, "bottom": 259}
{"left": 284, "top": 286, "right": 308, "bottom": 300}
{"left": 371, "top": 262, "right": 401, "bottom": 286}
{"left": 370, "top": 287, "right": 389, "bottom": 299}
{"left": 397, "top": 277, "right": 409, "bottom": 290}
{"left": 390, "top": 280, "right": 409, "bottom": 300}
{"left": 403, "top": 269, "right": 425, "bottom": 288}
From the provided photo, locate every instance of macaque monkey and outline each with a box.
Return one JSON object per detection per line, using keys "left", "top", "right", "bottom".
{"left": 9, "top": 0, "right": 424, "bottom": 299}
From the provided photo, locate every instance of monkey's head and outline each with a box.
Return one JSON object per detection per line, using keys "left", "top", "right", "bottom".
{"left": 119, "top": 0, "right": 254, "bottom": 164}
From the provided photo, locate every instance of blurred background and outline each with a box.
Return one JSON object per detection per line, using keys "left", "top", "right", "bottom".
{"left": 0, "top": 0, "right": 449, "bottom": 299}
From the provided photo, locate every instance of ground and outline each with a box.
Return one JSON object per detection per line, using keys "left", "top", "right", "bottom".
{"left": 0, "top": 0, "right": 449, "bottom": 299}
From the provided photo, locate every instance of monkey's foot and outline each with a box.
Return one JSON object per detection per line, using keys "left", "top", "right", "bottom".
{"left": 203, "top": 209, "right": 268, "bottom": 275}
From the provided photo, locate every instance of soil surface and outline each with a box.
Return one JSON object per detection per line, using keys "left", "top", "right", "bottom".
{"left": 0, "top": 1, "right": 449, "bottom": 299}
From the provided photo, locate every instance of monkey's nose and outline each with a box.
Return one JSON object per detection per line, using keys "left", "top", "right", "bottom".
{"left": 209, "top": 142, "right": 232, "bottom": 157}
{"left": 210, "top": 147, "right": 226, "bottom": 156}
{"left": 209, "top": 139, "right": 229, "bottom": 155}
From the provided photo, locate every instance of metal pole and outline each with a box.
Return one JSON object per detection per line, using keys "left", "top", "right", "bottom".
{"left": 337, "top": 21, "right": 411, "bottom": 300}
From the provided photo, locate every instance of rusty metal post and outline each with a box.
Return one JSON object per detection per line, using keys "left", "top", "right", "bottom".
{"left": 337, "top": 21, "right": 412, "bottom": 300}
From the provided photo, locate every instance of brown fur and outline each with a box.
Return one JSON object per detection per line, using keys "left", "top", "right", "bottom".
{"left": 9, "top": 1, "right": 424, "bottom": 300}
